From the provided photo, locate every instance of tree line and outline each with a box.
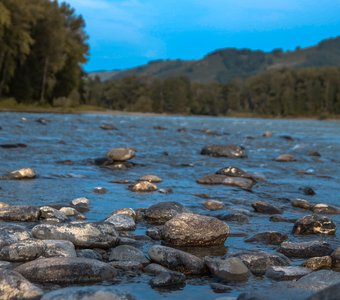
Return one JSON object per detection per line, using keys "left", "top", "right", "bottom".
{"left": 84, "top": 67, "right": 340, "bottom": 117}
{"left": 0, "top": 0, "right": 88, "bottom": 104}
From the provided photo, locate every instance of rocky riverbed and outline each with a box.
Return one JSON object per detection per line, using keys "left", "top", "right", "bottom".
{"left": 0, "top": 112, "right": 339, "bottom": 300}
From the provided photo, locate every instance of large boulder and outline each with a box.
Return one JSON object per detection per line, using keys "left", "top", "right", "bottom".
{"left": 32, "top": 222, "right": 119, "bottom": 249}
{"left": 145, "top": 202, "right": 187, "bottom": 224}
{"left": 0, "top": 206, "right": 40, "bottom": 222}
{"left": 15, "top": 257, "right": 117, "bottom": 284}
{"left": 0, "top": 269, "right": 43, "bottom": 300}
{"left": 162, "top": 213, "right": 230, "bottom": 247}
{"left": 293, "top": 215, "right": 336, "bottom": 235}
{"left": 201, "top": 144, "right": 246, "bottom": 158}
{"left": 148, "top": 245, "right": 207, "bottom": 275}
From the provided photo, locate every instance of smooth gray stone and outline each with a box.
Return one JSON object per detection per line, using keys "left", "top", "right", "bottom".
{"left": 15, "top": 257, "right": 117, "bottom": 284}
{"left": 0, "top": 224, "right": 31, "bottom": 248}
{"left": 306, "top": 282, "right": 340, "bottom": 300}
{"left": 148, "top": 245, "right": 207, "bottom": 275}
{"left": 150, "top": 271, "right": 186, "bottom": 288}
{"left": 77, "top": 249, "right": 102, "bottom": 260}
{"left": 40, "top": 206, "right": 68, "bottom": 222}
{"left": 0, "top": 239, "right": 46, "bottom": 262}
{"left": 0, "top": 268, "right": 43, "bottom": 300}
{"left": 278, "top": 241, "right": 333, "bottom": 258}
{"left": 0, "top": 206, "right": 40, "bottom": 222}
{"left": 205, "top": 257, "right": 250, "bottom": 282}
{"left": 42, "top": 240, "right": 77, "bottom": 258}
{"left": 144, "top": 263, "right": 172, "bottom": 275}
{"left": 245, "top": 231, "right": 288, "bottom": 245}
{"left": 110, "top": 261, "right": 144, "bottom": 272}
{"left": 162, "top": 213, "right": 230, "bottom": 247}
{"left": 145, "top": 202, "right": 187, "bottom": 224}
{"left": 32, "top": 222, "right": 118, "bottom": 248}
{"left": 265, "top": 266, "right": 311, "bottom": 281}
{"left": 201, "top": 144, "right": 246, "bottom": 158}
{"left": 41, "top": 286, "right": 135, "bottom": 300}
{"left": 105, "top": 214, "right": 136, "bottom": 231}
{"left": 107, "top": 147, "right": 136, "bottom": 161}
{"left": 252, "top": 202, "right": 282, "bottom": 214}
{"left": 109, "top": 245, "right": 149, "bottom": 264}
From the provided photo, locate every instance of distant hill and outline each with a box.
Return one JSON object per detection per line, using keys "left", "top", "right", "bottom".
{"left": 89, "top": 36, "right": 340, "bottom": 84}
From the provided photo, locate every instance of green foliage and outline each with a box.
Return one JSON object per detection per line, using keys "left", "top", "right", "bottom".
{"left": 0, "top": 0, "right": 88, "bottom": 102}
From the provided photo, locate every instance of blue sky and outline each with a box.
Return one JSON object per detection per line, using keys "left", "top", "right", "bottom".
{"left": 66, "top": 0, "right": 340, "bottom": 71}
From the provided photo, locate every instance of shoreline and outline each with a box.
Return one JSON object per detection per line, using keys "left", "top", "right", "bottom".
{"left": 0, "top": 106, "right": 339, "bottom": 121}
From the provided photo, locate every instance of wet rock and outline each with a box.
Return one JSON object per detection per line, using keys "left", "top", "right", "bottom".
{"left": 40, "top": 206, "right": 68, "bottom": 222}
{"left": 294, "top": 270, "right": 340, "bottom": 293}
{"left": 129, "top": 181, "right": 157, "bottom": 192}
{"left": 274, "top": 154, "right": 296, "bottom": 162}
{"left": 109, "top": 245, "right": 149, "bottom": 264}
{"left": 77, "top": 249, "right": 102, "bottom": 260}
{"left": 292, "top": 199, "right": 312, "bottom": 210}
{"left": 70, "top": 197, "right": 90, "bottom": 212}
{"left": 216, "top": 213, "right": 250, "bottom": 224}
{"left": 111, "top": 208, "right": 137, "bottom": 220}
{"left": 159, "top": 188, "right": 173, "bottom": 194}
{"left": 307, "top": 151, "right": 321, "bottom": 157}
{"left": 162, "top": 213, "right": 230, "bottom": 247}
{"left": 144, "top": 263, "right": 172, "bottom": 275}
{"left": 150, "top": 271, "right": 186, "bottom": 288}
{"left": 145, "top": 202, "right": 187, "bottom": 224}
{"left": 100, "top": 123, "right": 117, "bottom": 130}
{"left": 201, "top": 144, "right": 247, "bottom": 158}
{"left": 293, "top": 215, "right": 336, "bottom": 235}
{"left": 93, "top": 187, "right": 108, "bottom": 194}
{"left": 306, "top": 282, "right": 340, "bottom": 300}
{"left": 205, "top": 257, "right": 250, "bottom": 282}
{"left": 265, "top": 266, "right": 311, "bottom": 281}
{"left": 245, "top": 231, "right": 288, "bottom": 245}
{"left": 0, "top": 224, "right": 31, "bottom": 248}
{"left": 216, "top": 166, "right": 258, "bottom": 182}
{"left": 110, "top": 261, "right": 144, "bottom": 272}
{"left": 36, "top": 117, "right": 50, "bottom": 125}
{"left": 269, "top": 215, "right": 296, "bottom": 223}
{"left": 312, "top": 203, "right": 340, "bottom": 214}
{"left": 105, "top": 214, "right": 136, "bottom": 231}
{"left": 9, "top": 168, "right": 36, "bottom": 179}
{"left": 299, "top": 186, "right": 316, "bottom": 196}
{"left": 59, "top": 207, "right": 85, "bottom": 220}
{"left": 252, "top": 202, "right": 282, "bottom": 214}
{"left": 233, "top": 251, "right": 290, "bottom": 275}
{"left": 278, "top": 241, "right": 333, "bottom": 258}
{"left": 204, "top": 200, "right": 225, "bottom": 211}
{"left": 42, "top": 240, "right": 77, "bottom": 258}
{"left": 197, "top": 174, "right": 255, "bottom": 190}
{"left": 0, "top": 143, "right": 27, "bottom": 148}
{"left": 210, "top": 282, "right": 232, "bottom": 293}
{"left": 332, "top": 247, "right": 340, "bottom": 269}
{"left": 146, "top": 226, "right": 163, "bottom": 240}
{"left": 0, "top": 202, "right": 10, "bottom": 208}
{"left": 0, "top": 206, "right": 40, "bottom": 222}
{"left": 32, "top": 222, "right": 119, "bottom": 249}
{"left": 148, "top": 245, "right": 207, "bottom": 275}
{"left": 139, "top": 175, "right": 162, "bottom": 183}
{"left": 41, "top": 286, "right": 135, "bottom": 300}
{"left": 302, "top": 256, "right": 332, "bottom": 270}
{"left": 263, "top": 131, "right": 273, "bottom": 137}
{"left": 280, "top": 135, "right": 294, "bottom": 141}
{"left": 107, "top": 147, "right": 136, "bottom": 161}
{"left": 15, "top": 257, "right": 117, "bottom": 284}
{"left": 0, "top": 269, "right": 43, "bottom": 300}
{"left": 0, "top": 239, "right": 46, "bottom": 262}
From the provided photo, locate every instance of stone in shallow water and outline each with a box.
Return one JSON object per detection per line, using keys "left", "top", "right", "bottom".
{"left": 252, "top": 202, "right": 282, "bottom": 214}
{"left": 205, "top": 257, "right": 250, "bottom": 282}
{"left": 293, "top": 215, "right": 336, "bottom": 235}
{"left": 245, "top": 231, "right": 288, "bottom": 245}
{"left": 204, "top": 199, "right": 225, "bottom": 211}
{"left": 41, "top": 286, "right": 135, "bottom": 300}
{"left": 32, "top": 222, "right": 119, "bottom": 249}
{"left": 42, "top": 240, "right": 77, "bottom": 258}
{"left": 291, "top": 199, "right": 312, "bottom": 210}
{"left": 110, "top": 208, "right": 136, "bottom": 220}
{"left": 162, "top": 213, "right": 230, "bottom": 247}
{"left": 109, "top": 245, "right": 149, "bottom": 264}
{"left": 105, "top": 214, "right": 136, "bottom": 231}
{"left": 210, "top": 282, "right": 232, "bottom": 293}
{"left": 150, "top": 271, "right": 186, "bottom": 289}
{"left": 138, "top": 174, "right": 162, "bottom": 183}
{"left": 265, "top": 266, "right": 311, "bottom": 281}
{"left": 201, "top": 144, "right": 247, "bottom": 158}
{"left": 0, "top": 224, "right": 31, "bottom": 248}
{"left": 148, "top": 245, "right": 207, "bottom": 275}
{"left": 70, "top": 197, "right": 90, "bottom": 212}
{"left": 312, "top": 203, "right": 340, "bottom": 214}
{"left": 40, "top": 206, "right": 68, "bottom": 222}
{"left": 129, "top": 181, "right": 157, "bottom": 192}
{"left": 216, "top": 166, "right": 260, "bottom": 182}
{"left": 302, "top": 256, "right": 332, "bottom": 270}
{"left": 278, "top": 241, "right": 333, "bottom": 258}
{"left": 9, "top": 167, "right": 36, "bottom": 179}
{"left": 107, "top": 147, "right": 136, "bottom": 161}
{"left": 14, "top": 257, "right": 117, "bottom": 284}
{"left": 0, "top": 239, "right": 46, "bottom": 262}
{"left": 145, "top": 202, "right": 187, "bottom": 224}
{"left": 0, "top": 206, "right": 40, "bottom": 222}
{"left": 0, "top": 269, "right": 43, "bottom": 300}
{"left": 274, "top": 154, "right": 296, "bottom": 162}
{"left": 197, "top": 174, "right": 254, "bottom": 190}
{"left": 232, "top": 250, "right": 290, "bottom": 275}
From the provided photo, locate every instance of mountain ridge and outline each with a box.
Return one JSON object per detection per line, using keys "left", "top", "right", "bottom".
{"left": 89, "top": 36, "right": 340, "bottom": 83}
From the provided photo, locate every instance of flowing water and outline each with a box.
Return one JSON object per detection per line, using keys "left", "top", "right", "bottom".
{"left": 0, "top": 112, "right": 339, "bottom": 299}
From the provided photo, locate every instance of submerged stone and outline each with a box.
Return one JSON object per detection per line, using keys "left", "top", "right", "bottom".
{"left": 293, "top": 215, "right": 336, "bottom": 235}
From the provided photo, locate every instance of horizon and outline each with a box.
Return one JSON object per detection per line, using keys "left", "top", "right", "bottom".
{"left": 66, "top": 0, "right": 340, "bottom": 72}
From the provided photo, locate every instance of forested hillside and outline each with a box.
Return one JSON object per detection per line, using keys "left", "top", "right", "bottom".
{"left": 0, "top": 0, "right": 88, "bottom": 105}
{"left": 91, "top": 37, "right": 340, "bottom": 84}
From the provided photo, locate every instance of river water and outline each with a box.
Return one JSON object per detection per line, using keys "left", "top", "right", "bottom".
{"left": 0, "top": 112, "right": 339, "bottom": 299}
